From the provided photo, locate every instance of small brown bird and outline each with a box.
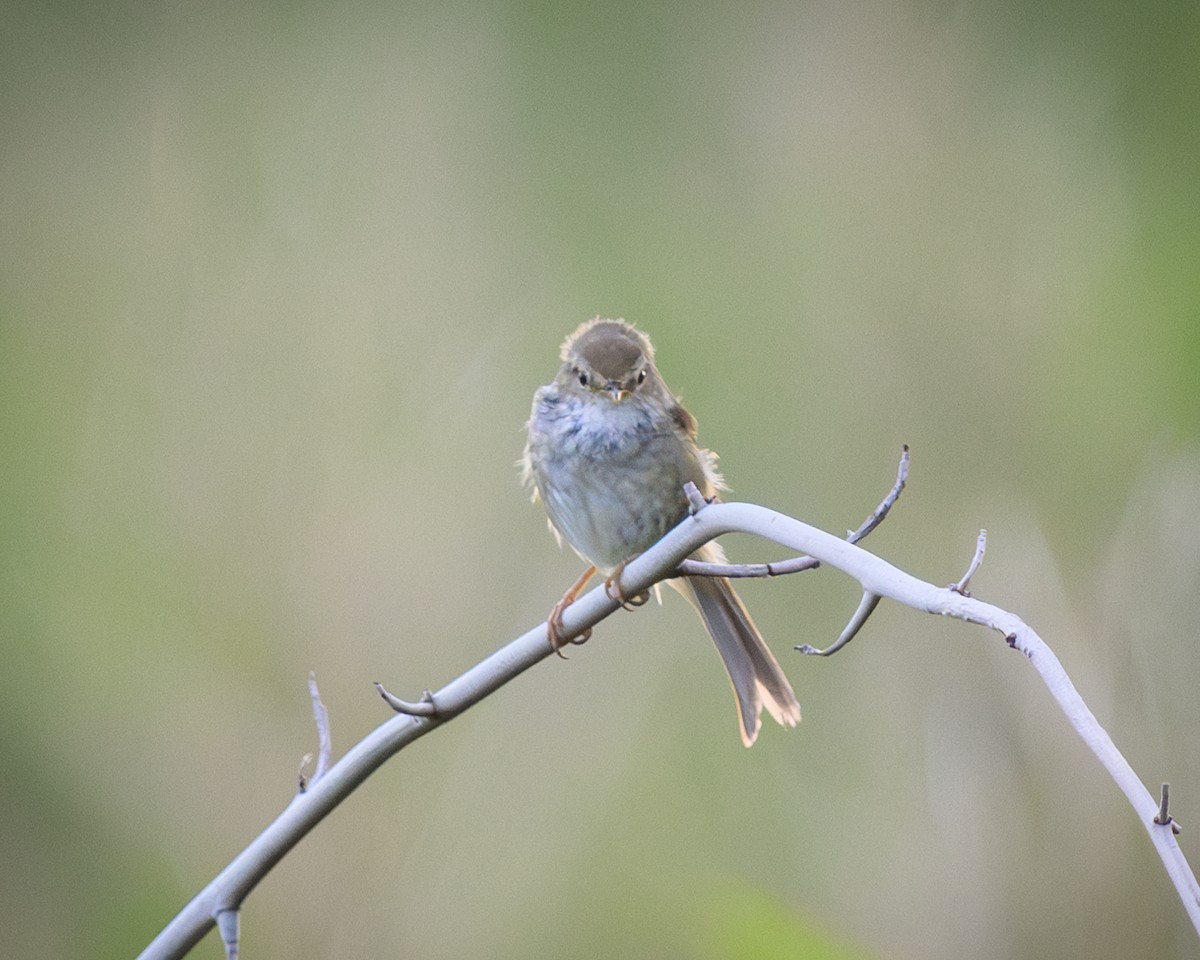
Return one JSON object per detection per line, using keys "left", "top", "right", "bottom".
{"left": 522, "top": 317, "right": 800, "bottom": 745}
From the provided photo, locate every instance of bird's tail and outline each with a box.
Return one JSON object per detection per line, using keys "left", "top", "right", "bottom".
{"left": 674, "top": 543, "right": 801, "bottom": 746}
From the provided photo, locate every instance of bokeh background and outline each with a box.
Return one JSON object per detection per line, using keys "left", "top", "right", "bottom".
{"left": 3, "top": 2, "right": 1199, "bottom": 958}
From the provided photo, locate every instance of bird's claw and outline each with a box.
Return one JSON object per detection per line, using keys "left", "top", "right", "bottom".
{"left": 603, "top": 559, "right": 649, "bottom": 610}
{"left": 547, "top": 565, "right": 597, "bottom": 657}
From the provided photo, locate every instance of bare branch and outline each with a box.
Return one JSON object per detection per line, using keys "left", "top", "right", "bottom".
{"left": 677, "top": 554, "right": 821, "bottom": 579}
{"left": 846, "top": 443, "right": 909, "bottom": 543}
{"left": 137, "top": 495, "right": 1200, "bottom": 958}
{"left": 308, "top": 673, "right": 331, "bottom": 784}
{"left": 950, "top": 529, "right": 987, "bottom": 596}
{"left": 374, "top": 683, "right": 439, "bottom": 717}
{"left": 1156, "top": 783, "right": 1183, "bottom": 835}
{"left": 215, "top": 909, "right": 238, "bottom": 960}
{"left": 683, "top": 480, "right": 710, "bottom": 515}
{"left": 796, "top": 591, "right": 881, "bottom": 657}
{"left": 679, "top": 445, "right": 908, "bottom": 580}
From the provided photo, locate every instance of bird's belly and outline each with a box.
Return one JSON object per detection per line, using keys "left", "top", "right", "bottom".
{"left": 540, "top": 433, "right": 692, "bottom": 574}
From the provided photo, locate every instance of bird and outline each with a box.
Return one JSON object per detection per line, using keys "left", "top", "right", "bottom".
{"left": 521, "top": 317, "right": 800, "bottom": 745}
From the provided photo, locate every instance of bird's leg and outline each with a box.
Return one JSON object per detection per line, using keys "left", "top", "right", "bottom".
{"left": 548, "top": 565, "right": 597, "bottom": 657}
{"left": 604, "top": 558, "right": 651, "bottom": 610}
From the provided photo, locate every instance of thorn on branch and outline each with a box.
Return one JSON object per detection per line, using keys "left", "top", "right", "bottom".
{"left": 796, "top": 592, "right": 881, "bottom": 657}
{"left": 950, "top": 529, "right": 987, "bottom": 596}
{"left": 1155, "top": 782, "right": 1183, "bottom": 835}
{"left": 375, "top": 683, "right": 439, "bottom": 717}
{"left": 215, "top": 908, "right": 240, "bottom": 960}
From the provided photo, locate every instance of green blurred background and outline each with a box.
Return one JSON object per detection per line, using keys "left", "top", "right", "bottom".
{"left": 3, "top": 1, "right": 1199, "bottom": 958}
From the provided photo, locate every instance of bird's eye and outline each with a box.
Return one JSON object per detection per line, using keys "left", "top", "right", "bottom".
{"left": 578, "top": 371, "right": 588, "bottom": 387}
{"left": 637, "top": 369, "right": 647, "bottom": 385}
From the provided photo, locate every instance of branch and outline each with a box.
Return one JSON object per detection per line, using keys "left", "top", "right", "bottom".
{"left": 297, "top": 673, "right": 332, "bottom": 792}
{"left": 795, "top": 590, "right": 881, "bottom": 657}
{"left": 950, "top": 529, "right": 987, "bottom": 595}
{"left": 847, "top": 442, "right": 909, "bottom": 543}
{"left": 677, "top": 444, "right": 909, "bottom": 580}
{"left": 137, "top": 499, "right": 1200, "bottom": 959}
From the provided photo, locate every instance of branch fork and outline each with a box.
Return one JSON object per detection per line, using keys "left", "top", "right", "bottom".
{"left": 683, "top": 445, "right": 910, "bottom": 657}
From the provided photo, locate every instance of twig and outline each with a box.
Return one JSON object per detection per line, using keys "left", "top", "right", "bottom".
{"left": 215, "top": 909, "right": 238, "bottom": 960}
{"left": 846, "top": 443, "right": 909, "bottom": 543}
{"left": 1156, "top": 783, "right": 1184, "bottom": 835}
{"left": 308, "top": 673, "right": 332, "bottom": 785}
{"left": 950, "top": 530, "right": 987, "bottom": 596}
{"left": 686, "top": 447, "right": 905, "bottom": 656}
{"left": 796, "top": 591, "right": 881, "bottom": 656}
{"left": 676, "top": 554, "right": 821, "bottom": 578}
{"left": 678, "top": 445, "right": 908, "bottom": 580}
{"left": 684, "top": 481, "right": 711, "bottom": 515}
{"left": 137, "top": 497, "right": 1200, "bottom": 959}
{"left": 375, "top": 684, "right": 439, "bottom": 717}
{"left": 796, "top": 516, "right": 977, "bottom": 658}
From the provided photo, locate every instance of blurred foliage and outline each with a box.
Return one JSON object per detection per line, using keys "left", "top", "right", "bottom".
{"left": 697, "top": 886, "right": 874, "bottom": 960}
{"left": 2, "top": 1, "right": 1199, "bottom": 958}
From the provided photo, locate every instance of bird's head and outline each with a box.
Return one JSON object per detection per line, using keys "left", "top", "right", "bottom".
{"left": 558, "top": 317, "right": 657, "bottom": 402}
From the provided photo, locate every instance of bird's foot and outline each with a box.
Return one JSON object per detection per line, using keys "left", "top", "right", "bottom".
{"left": 604, "top": 559, "right": 650, "bottom": 610}
{"left": 547, "top": 565, "right": 597, "bottom": 657}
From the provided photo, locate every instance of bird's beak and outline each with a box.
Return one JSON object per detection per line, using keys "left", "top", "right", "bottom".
{"left": 604, "top": 382, "right": 627, "bottom": 402}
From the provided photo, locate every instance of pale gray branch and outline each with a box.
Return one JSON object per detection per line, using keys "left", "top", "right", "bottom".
{"left": 796, "top": 591, "right": 881, "bottom": 657}
{"left": 215, "top": 909, "right": 238, "bottom": 960}
{"left": 137, "top": 500, "right": 1200, "bottom": 959}
{"left": 374, "top": 682, "right": 439, "bottom": 717}
{"left": 307, "top": 673, "right": 331, "bottom": 784}
{"left": 951, "top": 529, "right": 988, "bottom": 595}
{"left": 679, "top": 446, "right": 908, "bottom": 581}
{"left": 1157, "top": 783, "right": 1183, "bottom": 835}
{"left": 847, "top": 442, "right": 909, "bottom": 543}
